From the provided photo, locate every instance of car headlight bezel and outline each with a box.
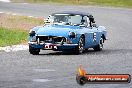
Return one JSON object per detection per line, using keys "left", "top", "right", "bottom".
{"left": 68, "top": 32, "right": 76, "bottom": 39}
{"left": 29, "top": 30, "right": 36, "bottom": 36}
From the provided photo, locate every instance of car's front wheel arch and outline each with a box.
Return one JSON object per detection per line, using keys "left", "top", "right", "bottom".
{"left": 29, "top": 45, "right": 40, "bottom": 55}
{"left": 93, "top": 37, "right": 103, "bottom": 51}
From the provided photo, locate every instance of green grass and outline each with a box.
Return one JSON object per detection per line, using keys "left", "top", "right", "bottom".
{"left": 0, "top": 27, "right": 28, "bottom": 47}
{"left": 11, "top": 0, "right": 132, "bottom": 8}
{"left": 0, "top": 14, "right": 43, "bottom": 47}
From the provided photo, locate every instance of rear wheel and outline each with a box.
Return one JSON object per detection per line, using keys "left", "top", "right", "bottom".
{"left": 94, "top": 38, "right": 103, "bottom": 51}
{"left": 29, "top": 45, "right": 40, "bottom": 55}
{"left": 74, "top": 36, "right": 85, "bottom": 54}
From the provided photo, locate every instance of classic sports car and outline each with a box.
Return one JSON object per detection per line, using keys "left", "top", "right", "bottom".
{"left": 28, "top": 11, "right": 107, "bottom": 55}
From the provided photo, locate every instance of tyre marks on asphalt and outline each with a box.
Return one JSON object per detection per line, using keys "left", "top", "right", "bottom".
{"left": 32, "top": 68, "right": 76, "bottom": 87}
{"left": 32, "top": 68, "right": 56, "bottom": 83}
{"left": 33, "top": 68, "right": 56, "bottom": 72}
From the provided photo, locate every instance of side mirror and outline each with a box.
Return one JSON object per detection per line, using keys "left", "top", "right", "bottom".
{"left": 44, "top": 19, "right": 50, "bottom": 24}
{"left": 44, "top": 15, "right": 53, "bottom": 25}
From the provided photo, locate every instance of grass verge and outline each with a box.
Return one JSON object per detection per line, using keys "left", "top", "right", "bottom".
{"left": 0, "top": 27, "right": 28, "bottom": 47}
{"left": 11, "top": 0, "right": 132, "bottom": 8}
{"left": 0, "top": 13, "right": 43, "bottom": 47}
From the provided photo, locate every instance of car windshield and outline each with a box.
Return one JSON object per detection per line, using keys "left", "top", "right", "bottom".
{"left": 48, "top": 14, "right": 84, "bottom": 25}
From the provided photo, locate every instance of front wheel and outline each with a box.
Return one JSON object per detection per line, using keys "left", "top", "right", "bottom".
{"left": 74, "top": 36, "right": 85, "bottom": 54}
{"left": 29, "top": 45, "right": 40, "bottom": 55}
{"left": 93, "top": 38, "right": 103, "bottom": 51}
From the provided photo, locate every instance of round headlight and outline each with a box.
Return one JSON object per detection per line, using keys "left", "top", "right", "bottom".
{"left": 69, "top": 32, "right": 76, "bottom": 38}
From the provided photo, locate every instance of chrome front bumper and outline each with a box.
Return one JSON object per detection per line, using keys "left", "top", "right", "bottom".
{"left": 28, "top": 41, "right": 78, "bottom": 46}
{"left": 28, "top": 41, "right": 78, "bottom": 50}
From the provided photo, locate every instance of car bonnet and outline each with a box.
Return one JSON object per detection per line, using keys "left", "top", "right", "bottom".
{"left": 36, "top": 25, "right": 80, "bottom": 37}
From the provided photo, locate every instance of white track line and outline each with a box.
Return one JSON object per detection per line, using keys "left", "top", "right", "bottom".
{"left": 23, "top": 3, "right": 29, "bottom": 4}
{"left": 0, "top": 45, "right": 29, "bottom": 52}
{"left": 12, "top": 13, "right": 17, "bottom": 15}
{"left": 28, "top": 16, "right": 34, "bottom": 18}
{"left": 0, "top": 12, "right": 4, "bottom": 14}
{"left": 0, "top": 0, "right": 10, "bottom": 2}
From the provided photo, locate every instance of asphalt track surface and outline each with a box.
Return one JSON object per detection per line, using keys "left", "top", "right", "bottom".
{"left": 0, "top": 2, "right": 132, "bottom": 88}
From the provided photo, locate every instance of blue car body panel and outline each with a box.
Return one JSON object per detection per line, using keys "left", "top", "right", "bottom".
{"left": 29, "top": 25, "right": 106, "bottom": 50}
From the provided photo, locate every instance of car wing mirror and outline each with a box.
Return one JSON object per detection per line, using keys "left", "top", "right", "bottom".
{"left": 44, "top": 19, "right": 51, "bottom": 25}
{"left": 44, "top": 15, "right": 53, "bottom": 25}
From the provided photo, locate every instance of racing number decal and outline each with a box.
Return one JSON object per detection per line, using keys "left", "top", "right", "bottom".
{"left": 93, "top": 32, "right": 96, "bottom": 41}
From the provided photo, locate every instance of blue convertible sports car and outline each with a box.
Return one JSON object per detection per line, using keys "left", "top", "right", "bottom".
{"left": 28, "top": 11, "right": 107, "bottom": 55}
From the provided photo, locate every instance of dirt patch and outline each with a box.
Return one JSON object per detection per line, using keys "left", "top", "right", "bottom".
{"left": 0, "top": 13, "right": 44, "bottom": 30}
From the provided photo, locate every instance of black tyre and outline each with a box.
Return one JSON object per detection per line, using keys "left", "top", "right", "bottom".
{"left": 74, "top": 36, "right": 85, "bottom": 54}
{"left": 94, "top": 37, "right": 103, "bottom": 51}
{"left": 76, "top": 75, "right": 86, "bottom": 85}
{"left": 29, "top": 45, "right": 40, "bottom": 55}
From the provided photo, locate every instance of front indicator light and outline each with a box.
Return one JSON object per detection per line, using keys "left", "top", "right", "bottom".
{"left": 31, "top": 38, "right": 36, "bottom": 42}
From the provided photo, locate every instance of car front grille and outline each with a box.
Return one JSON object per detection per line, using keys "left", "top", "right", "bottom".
{"left": 36, "top": 36, "right": 66, "bottom": 43}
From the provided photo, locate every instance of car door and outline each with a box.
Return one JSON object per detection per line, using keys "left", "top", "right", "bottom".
{"left": 91, "top": 26, "right": 101, "bottom": 45}
{"left": 83, "top": 27, "right": 94, "bottom": 48}
{"left": 82, "top": 16, "right": 96, "bottom": 48}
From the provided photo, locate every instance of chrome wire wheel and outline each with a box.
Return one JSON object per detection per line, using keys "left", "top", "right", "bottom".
{"left": 78, "top": 36, "right": 84, "bottom": 54}
{"left": 99, "top": 38, "right": 103, "bottom": 50}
